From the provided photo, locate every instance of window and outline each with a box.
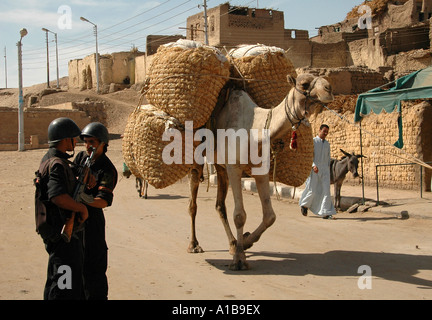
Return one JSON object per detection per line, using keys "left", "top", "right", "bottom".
{"left": 190, "top": 24, "right": 194, "bottom": 40}
{"left": 210, "top": 16, "right": 215, "bottom": 32}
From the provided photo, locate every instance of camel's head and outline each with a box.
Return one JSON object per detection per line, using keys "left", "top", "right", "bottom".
{"left": 287, "top": 73, "right": 334, "bottom": 120}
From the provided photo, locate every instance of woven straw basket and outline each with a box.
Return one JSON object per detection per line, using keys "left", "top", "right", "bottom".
{"left": 122, "top": 108, "right": 143, "bottom": 179}
{"left": 243, "top": 123, "right": 313, "bottom": 187}
{"left": 144, "top": 40, "right": 230, "bottom": 128}
{"left": 122, "top": 104, "right": 193, "bottom": 189}
{"left": 228, "top": 44, "right": 297, "bottom": 109}
{"left": 269, "top": 124, "right": 314, "bottom": 187}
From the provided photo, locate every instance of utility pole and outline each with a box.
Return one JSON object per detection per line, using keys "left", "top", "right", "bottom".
{"left": 54, "top": 32, "right": 59, "bottom": 89}
{"left": 80, "top": 17, "right": 100, "bottom": 93}
{"left": 4, "top": 46, "right": 7, "bottom": 88}
{"left": 203, "top": 0, "right": 209, "bottom": 45}
{"left": 42, "top": 28, "right": 50, "bottom": 88}
{"left": 42, "top": 28, "right": 59, "bottom": 88}
{"left": 17, "top": 28, "right": 28, "bottom": 152}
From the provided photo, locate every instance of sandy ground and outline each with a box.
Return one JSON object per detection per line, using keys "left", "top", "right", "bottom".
{"left": 0, "top": 137, "right": 431, "bottom": 301}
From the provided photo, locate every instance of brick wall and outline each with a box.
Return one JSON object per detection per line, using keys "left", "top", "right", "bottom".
{"left": 310, "top": 42, "right": 348, "bottom": 68}
{"left": 308, "top": 99, "right": 432, "bottom": 191}
{"left": 298, "top": 67, "right": 387, "bottom": 95}
{"left": 0, "top": 107, "right": 90, "bottom": 150}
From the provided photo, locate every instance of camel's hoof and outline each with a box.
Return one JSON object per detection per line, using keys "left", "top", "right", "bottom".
{"left": 229, "top": 260, "right": 249, "bottom": 271}
{"left": 187, "top": 244, "right": 204, "bottom": 253}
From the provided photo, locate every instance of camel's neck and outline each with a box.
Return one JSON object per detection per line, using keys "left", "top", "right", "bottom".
{"left": 267, "top": 91, "right": 301, "bottom": 141}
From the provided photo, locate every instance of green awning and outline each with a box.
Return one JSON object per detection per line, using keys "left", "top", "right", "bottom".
{"left": 354, "top": 66, "right": 432, "bottom": 148}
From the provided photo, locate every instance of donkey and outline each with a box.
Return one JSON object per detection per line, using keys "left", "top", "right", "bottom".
{"left": 330, "top": 149, "right": 366, "bottom": 209}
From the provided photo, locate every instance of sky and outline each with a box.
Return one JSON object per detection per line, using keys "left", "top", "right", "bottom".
{"left": 0, "top": 0, "right": 364, "bottom": 88}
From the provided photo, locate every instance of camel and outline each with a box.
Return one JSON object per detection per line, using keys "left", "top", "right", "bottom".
{"left": 188, "top": 73, "right": 334, "bottom": 270}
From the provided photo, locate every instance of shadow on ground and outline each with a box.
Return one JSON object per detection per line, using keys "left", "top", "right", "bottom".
{"left": 206, "top": 250, "right": 432, "bottom": 289}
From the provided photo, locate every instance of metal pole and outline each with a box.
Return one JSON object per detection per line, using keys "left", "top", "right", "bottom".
{"left": 54, "top": 33, "right": 59, "bottom": 89}
{"left": 375, "top": 165, "right": 379, "bottom": 205}
{"left": 4, "top": 46, "right": 7, "bottom": 88}
{"left": 80, "top": 17, "right": 99, "bottom": 93}
{"left": 44, "top": 29, "right": 50, "bottom": 87}
{"left": 359, "top": 121, "right": 365, "bottom": 204}
{"left": 203, "top": 0, "right": 209, "bottom": 45}
{"left": 43, "top": 28, "right": 60, "bottom": 89}
{"left": 94, "top": 25, "right": 99, "bottom": 93}
{"left": 17, "top": 28, "right": 27, "bottom": 151}
{"left": 420, "top": 165, "right": 423, "bottom": 198}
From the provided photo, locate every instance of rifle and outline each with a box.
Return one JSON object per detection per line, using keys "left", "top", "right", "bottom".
{"left": 61, "top": 147, "right": 96, "bottom": 242}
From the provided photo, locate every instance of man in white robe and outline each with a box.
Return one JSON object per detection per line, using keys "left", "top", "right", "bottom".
{"left": 299, "top": 124, "right": 336, "bottom": 219}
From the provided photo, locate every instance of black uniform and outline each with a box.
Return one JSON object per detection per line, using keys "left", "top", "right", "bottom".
{"left": 73, "top": 151, "right": 118, "bottom": 300}
{"left": 40, "top": 147, "right": 85, "bottom": 300}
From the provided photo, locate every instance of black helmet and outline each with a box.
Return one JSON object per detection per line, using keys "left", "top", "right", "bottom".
{"left": 80, "top": 122, "right": 109, "bottom": 144}
{"left": 48, "top": 117, "right": 81, "bottom": 144}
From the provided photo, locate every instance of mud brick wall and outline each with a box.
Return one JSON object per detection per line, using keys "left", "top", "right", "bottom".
{"left": 349, "top": 70, "right": 387, "bottom": 94}
{"left": 308, "top": 97, "right": 432, "bottom": 191}
{"left": 430, "top": 17, "right": 432, "bottom": 48}
{"left": 0, "top": 107, "right": 90, "bottom": 146}
{"left": 299, "top": 67, "right": 387, "bottom": 95}
{"left": 71, "top": 101, "right": 107, "bottom": 126}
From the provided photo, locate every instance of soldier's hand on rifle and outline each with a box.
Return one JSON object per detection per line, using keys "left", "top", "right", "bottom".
{"left": 77, "top": 203, "right": 89, "bottom": 224}
{"left": 86, "top": 173, "right": 97, "bottom": 189}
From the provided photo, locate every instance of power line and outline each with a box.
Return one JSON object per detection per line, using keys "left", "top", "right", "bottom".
{"left": 15, "top": 1, "right": 432, "bottom": 82}
{"left": 21, "top": 1, "right": 200, "bottom": 67}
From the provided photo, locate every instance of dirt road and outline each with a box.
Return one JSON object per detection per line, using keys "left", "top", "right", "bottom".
{"left": 0, "top": 138, "right": 431, "bottom": 300}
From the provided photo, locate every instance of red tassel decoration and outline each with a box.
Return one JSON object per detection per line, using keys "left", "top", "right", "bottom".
{"left": 290, "top": 130, "right": 298, "bottom": 150}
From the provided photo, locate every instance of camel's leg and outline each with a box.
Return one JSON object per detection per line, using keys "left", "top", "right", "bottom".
{"left": 187, "top": 165, "right": 204, "bottom": 253}
{"left": 243, "top": 173, "right": 276, "bottom": 250}
{"left": 143, "top": 180, "right": 148, "bottom": 199}
{"left": 226, "top": 165, "right": 248, "bottom": 270}
{"left": 214, "top": 164, "right": 236, "bottom": 255}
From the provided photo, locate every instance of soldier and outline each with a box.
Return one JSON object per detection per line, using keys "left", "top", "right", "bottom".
{"left": 73, "top": 122, "right": 118, "bottom": 300}
{"left": 37, "top": 117, "right": 89, "bottom": 300}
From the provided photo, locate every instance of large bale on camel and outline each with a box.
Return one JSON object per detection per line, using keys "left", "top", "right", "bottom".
{"left": 122, "top": 108, "right": 143, "bottom": 179}
{"left": 268, "top": 124, "right": 314, "bottom": 187}
{"left": 122, "top": 104, "right": 193, "bottom": 189}
{"left": 228, "top": 44, "right": 297, "bottom": 109}
{"left": 243, "top": 123, "right": 314, "bottom": 187}
{"left": 144, "top": 39, "right": 230, "bottom": 128}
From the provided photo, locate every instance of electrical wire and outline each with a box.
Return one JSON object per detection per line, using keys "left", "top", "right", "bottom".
{"left": 17, "top": 1, "right": 432, "bottom": 79}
